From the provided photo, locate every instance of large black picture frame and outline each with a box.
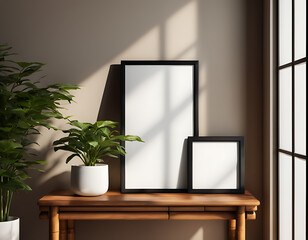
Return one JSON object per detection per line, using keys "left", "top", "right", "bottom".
{"left": 121, "top": 60, "right": 199, "bottom": 193}
{"left": 187, "top": 136, "right": 245, "bottom": 194}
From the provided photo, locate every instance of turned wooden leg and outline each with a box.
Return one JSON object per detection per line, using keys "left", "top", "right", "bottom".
{"left": 50, "top": 207, "right": 60, "bottom": 240}
{"left": 237, "top": 206, "right": 245, "bottom": 240}
{"left": 60, "top": 220, "right": 67, "bottom": 240}
{"left": 228, "top": 219, "right": 236, "bottom": 240}
{"left": 67, "top": 220, "right": 75, "bottom": 240}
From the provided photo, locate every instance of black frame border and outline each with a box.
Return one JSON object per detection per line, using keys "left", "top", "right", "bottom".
{"left": 120, "top": 60, "right": 199, "bottom": 193}
{"left": 187, "top": 136, "right": 245, "bottom": 194}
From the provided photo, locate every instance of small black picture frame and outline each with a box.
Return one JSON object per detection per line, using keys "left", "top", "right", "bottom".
{"left": 187, "top": 136, "right": 245, "bottom": 194}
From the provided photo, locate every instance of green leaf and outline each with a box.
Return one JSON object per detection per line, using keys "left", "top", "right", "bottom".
{"left": 48, "top": 83, "right": 79, "bottom": 90}
{"left": 0, "top": 169, "right": 14, "bottom": 178}
{"left": 20, "top": 64, "right": 44, "bottom": 77}
{"left": 88, "top": 141, "right": 99, "bottom": 147}
{"left": 0, "top": 158, "right": 18, "bottom": 164}
{"left": 69, "top": 120, "right": 91, "bottom": 130}
{"left": 17, "top": 120, "right": 31, "bottom": 129}
{"left": 22, "top": 82, "right": 37, "bottom": 89}
{"left": 54, "top": 145, "right": 80, "bottom": 155}
{"left": 62, "top": 128, "right": 82, "bottom": 135}
{"left": 28, "top": 167, "right": 45, "bottom": 172}
{"left": 0, "top": 179, "right": 32, "bottom": 192}
{"left": 96, "top": 121, "right": 118, "bottom": 129}
{"left": 0, "top": 140, "right": 23, "bottom": 151}
{"left": 21, "top": 138, "right": 39, "bottom": 147}
{"left": 15, "top": 62, "right": 40, "bottom": 68}
{"left": 53, "top": 137, "right": 70, "bottom": 146}
{"left": 101, "top": 127, "right": 111, "bottom": 138}
{"left": 104, "top": 153, "right": 118, "bottom": 158}
{"left": 0, "top": 127, "right": 12, "bottom": 132}
{"left": 65, "top": 154, "right": 79, "bottom": 164}
{"left": 26, "top": 160, "right": 47, "bottom": 165}
{"left": 41, "top": 111, "right": 63, "bottom": 119}
{"left": 10, "top": 108, "right": 26, "bottom": 116}
{"left": 17, "top": 172, "right": 31, "bottom": 180}
{"left": 116, "top": 145, "right": 126, "bottom": 155}
{"left": 112, "top": 135, "right": 144, "bottom": 142}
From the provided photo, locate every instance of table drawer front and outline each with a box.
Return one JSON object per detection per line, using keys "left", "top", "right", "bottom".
{"left": 59, "top": 206, "right": 168, "bottom": 212}
{"left": 59, "top": 212, "right": 168, "bottom": 220}
{"left": 169, "top": 207, "right": 204, "bottom": 212}
{"left": 169, "top": 212, "right": 236, "bottom": 220}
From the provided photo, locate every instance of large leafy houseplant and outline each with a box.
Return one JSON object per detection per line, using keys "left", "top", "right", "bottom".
{"left": 53, "top": 120, "right": 143, "bottom": 166}
{"left": 0, "top": 44, "right": 78, "bottom": 222}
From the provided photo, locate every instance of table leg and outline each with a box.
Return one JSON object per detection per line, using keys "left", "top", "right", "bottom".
{"left": 60, "top": 220, "right": 67, "bottom": 240}
{"left": 67, "top": 220, "right": 75, "bottom": 240}
{"left": 50, "top": 207, "right": 60, "bottom": 240}
{"left": 228, "top": 219, "right": 236, "bottom": 240}
{"left": 236, "top": 207, "right": 245, "bottom": 240}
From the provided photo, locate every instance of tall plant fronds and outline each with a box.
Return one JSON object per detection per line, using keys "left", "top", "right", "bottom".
{"left": 0, "top": 44, "right": 78, "bottom": 221}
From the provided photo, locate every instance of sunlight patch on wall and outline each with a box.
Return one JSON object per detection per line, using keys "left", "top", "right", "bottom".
{"left": 118, "top": 26, "right": 161, "bottom": 60}
{"left": 190, "top": 227, "right": 204, "bottom": 240}
{"left": 198, "top": 64, "right": 208, "bottom": 135}
{"left": 165, "top": 0, "right": 198, "bottom": 59}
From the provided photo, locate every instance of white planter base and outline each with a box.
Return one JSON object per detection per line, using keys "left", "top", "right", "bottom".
{"left": 71, "top": 165, "right": 109, "bottom": 196}
{"left": 0, "top": 216, "right": 19, "bottom": 240}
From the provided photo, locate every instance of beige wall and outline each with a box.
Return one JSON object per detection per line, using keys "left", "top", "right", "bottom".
{"left": 0, "top": 0, "right": 264, "bottom": 239}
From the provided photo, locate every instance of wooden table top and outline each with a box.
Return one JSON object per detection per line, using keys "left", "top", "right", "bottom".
{"left": 38, "top": 190, "right": 260, "bottom": 207}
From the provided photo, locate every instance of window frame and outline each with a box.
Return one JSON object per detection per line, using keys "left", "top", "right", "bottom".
{"left": 276, "top": 0, "right": 307, "bottom": 239}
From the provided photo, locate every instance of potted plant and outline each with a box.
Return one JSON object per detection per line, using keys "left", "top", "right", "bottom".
{"left": 0, "top": 44, "right": 78, "bottom": 239}
{"left": 53, "top": 120, "right": 143, "bottom": 196}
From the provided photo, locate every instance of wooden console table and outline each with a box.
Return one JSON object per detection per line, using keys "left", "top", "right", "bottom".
{"left": 38, "top": 190, "right": 260, "bottom": 240}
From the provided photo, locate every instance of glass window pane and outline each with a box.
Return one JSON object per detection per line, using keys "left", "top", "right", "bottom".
{"left": 279, "top": 67, "right": 292, "bottom": 151}
{"left": 295, "top": 63, "right": 306, "bottom": 155}
{"left": 295, "top": 0, "right": 306, "bottom": 60}
{"left": 295, "top": 157, "right": 306, "bottom": 240}
{"left": 279, "top": 153, "right": 293, "bottom": 240}
{"left": 279, "top": 0, "right": 292, "bottom": 65}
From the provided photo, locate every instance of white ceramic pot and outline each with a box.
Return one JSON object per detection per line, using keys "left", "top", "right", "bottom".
{"left": 71, "top": 165, "right": 109, "bottom": 196}
{"left": 0, "top": 216, "right": 19, "bottom": 240}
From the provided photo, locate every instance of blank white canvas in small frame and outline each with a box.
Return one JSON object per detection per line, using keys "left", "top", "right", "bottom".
{"left": 188, "top": 136, "right": 245, "bottom": 194}
{"left": 192, "top": 142, "right": 238, "bottom": 189}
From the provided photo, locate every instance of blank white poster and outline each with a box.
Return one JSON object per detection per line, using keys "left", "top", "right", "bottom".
{"left": 192, "top": 142, "right": 238, "bottom": 189}
{"left": 124, "top": 65, "right": 194, "bottom": 189}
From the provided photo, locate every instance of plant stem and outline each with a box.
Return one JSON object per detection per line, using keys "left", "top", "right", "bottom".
{"left": 4, "top": 190, "right": 9, "bottom": 221}
{"left": 0, "top": 176, "right": 3, "bottom": 222}
{"left": 5, "top": 191, "right": 13, "bottom": 221}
